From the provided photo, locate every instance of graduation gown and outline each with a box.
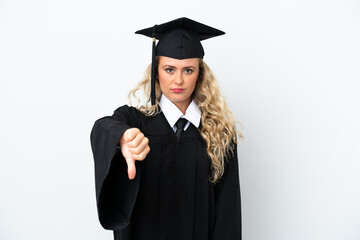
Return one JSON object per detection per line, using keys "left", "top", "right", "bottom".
{"left": 90, "top": 105, "right": 241, "bottom": 240}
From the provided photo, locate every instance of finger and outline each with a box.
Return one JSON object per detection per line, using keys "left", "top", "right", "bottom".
{"left": 124, "top": 128, "right": 140, "bottom": 142}
{"left": 128, "top": 131, "right": 145, "bottom": 148}
{"left": 125, "top": 157, "right": 136, "bottom": 180}
{"left": 133, "top": 145, "right": 150, "bottom": 161}
{"left": 129, "top": 137, "right": 149, "bottom": 155}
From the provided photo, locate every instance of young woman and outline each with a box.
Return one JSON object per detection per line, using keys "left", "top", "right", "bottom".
{"left": 90, "top": 17, "right": 243, "bottom": 240}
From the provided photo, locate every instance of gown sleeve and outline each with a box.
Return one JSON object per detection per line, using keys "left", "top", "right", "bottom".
{"left": 212, "top": 144, "right": 242, "bottom": 240}
{"left": 90, "top": 105, "right": 142, "bottom": 230}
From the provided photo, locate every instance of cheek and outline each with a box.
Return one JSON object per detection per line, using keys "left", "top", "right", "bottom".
{"left": 158, "top": 72, "right": 168, "bottom": 91}
{"left": 188, "top": 75, "right": 198, "bottom": 90}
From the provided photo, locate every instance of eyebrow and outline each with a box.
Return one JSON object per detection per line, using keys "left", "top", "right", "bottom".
{"left": 162, "top": 65, "right": 197, "bottom": 69}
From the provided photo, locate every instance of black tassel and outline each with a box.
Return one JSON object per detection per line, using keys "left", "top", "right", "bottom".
{"left": 150, "top": 25, "right": 157, "bottom": 105}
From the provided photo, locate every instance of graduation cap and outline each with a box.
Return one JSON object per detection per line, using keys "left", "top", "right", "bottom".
{"left": 135, "top": 17, "right": 225, "bottom": 105}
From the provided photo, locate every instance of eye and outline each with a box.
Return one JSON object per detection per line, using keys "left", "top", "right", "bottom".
{"left": 184, "top": 69, "right": 194, "bottom": 74}
{"left": 165, "top": 68, "right": 174, "bottom": 73}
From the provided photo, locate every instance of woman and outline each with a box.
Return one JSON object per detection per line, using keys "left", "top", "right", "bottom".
{"left": 90, "top": 17, "right": 243, "bottom": 240}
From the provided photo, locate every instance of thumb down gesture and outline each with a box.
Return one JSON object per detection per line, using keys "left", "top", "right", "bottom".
{"left": 119, "top": 128, "right": 150, "bottom": 180}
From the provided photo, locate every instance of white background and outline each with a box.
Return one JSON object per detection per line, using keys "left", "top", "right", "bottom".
{"left": 0, "top": 0, "right": 359, "bottom": 239}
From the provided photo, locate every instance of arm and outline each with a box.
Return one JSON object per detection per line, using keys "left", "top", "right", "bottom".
{"left": 90, "top": 105, "right": 143, "bottom": 230}
{"left": 212, "top": 145, "right": 242, "bottom": 240}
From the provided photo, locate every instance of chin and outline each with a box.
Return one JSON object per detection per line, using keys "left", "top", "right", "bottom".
{"left": 168, "top": 95, "right": 189, "bottom": 104}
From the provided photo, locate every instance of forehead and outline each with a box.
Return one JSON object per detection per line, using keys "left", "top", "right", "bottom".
{"left": 158, "top": 56, "right": 200, "bottom": 67}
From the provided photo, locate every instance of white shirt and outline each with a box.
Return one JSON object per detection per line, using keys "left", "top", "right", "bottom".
{"left": 159, "top": 94, "right": 201, "bottom": 132}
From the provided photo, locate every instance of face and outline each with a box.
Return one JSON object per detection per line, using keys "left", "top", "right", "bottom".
{"left": 158, "top": 56, "right": 200, "bottom": 111}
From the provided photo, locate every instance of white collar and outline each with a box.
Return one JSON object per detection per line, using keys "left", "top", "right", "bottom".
{"left": 159, "top": 94, "right": 201, "bottom": 130}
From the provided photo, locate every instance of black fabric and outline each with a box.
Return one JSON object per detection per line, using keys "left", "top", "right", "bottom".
{"left": 155, "top": 28, "right": 204, "bottom": 59}
{"left": 90, "top": 105, "right": 241, "bottom": 240}
{"left": 175, "top": 118, "right": 187, "bottom": 142}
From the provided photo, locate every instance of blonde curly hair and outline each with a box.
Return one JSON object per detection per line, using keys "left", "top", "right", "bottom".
{"left": 128, "top": 57, "right": 243, "bottom": 182}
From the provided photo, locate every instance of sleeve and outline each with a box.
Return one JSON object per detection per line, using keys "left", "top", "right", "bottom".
{"left": 211, "top": 144, "right": 242, "bottom": 240}
{"left": 90, "top": 105, "right": 143, "bottom": 230}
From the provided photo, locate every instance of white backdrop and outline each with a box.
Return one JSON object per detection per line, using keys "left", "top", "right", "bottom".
{"left": 0, "top": 0, "right": 359, "bottom": 239}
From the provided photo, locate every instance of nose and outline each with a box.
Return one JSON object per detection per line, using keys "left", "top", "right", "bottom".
{"left": 174, "top": 72, "right": 184, "bottom": 85}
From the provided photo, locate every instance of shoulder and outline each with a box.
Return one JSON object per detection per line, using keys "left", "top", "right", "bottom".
{"left": 112, "top": 104, "right": 147, "bottom": 120}
{"left": 113, "top": 105, "right": 155, "bottom": 117}
{"left": 96, "top": 105, "right": 141, "bottom": 129}
{"left": 112, "top": 105, "right": 160, "bottom": 130}
{"left": 113, "top": 104, "right": 138, "bottom": 116}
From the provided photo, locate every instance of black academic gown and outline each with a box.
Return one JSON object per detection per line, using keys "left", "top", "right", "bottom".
{"left": 90, "top": 105, "right": 241, "bottom": 240}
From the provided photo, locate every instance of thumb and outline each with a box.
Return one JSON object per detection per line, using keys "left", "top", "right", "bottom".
{"left": 125, "top": 156, "right": 136, "bottom": 180}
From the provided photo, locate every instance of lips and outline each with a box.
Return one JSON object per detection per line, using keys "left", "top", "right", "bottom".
{"left": 171, "top": 88, "right": 185, "bottom": 93}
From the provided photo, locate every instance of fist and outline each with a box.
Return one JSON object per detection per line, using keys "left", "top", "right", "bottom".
{"left": 119, "top": 128, "right": 150, "bottom": 180}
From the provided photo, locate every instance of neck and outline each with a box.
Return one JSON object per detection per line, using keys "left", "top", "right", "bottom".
{"left": 175, "top": 100, "right": 191, "bottom": 115}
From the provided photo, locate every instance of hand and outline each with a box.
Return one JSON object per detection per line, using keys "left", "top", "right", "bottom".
{"left": 119, "top": 128, "right": 150, "bottom": 180}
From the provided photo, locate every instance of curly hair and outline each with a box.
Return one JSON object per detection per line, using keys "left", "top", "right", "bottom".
{"left": 128, "top": 57, "right": 243, "bottom": 182}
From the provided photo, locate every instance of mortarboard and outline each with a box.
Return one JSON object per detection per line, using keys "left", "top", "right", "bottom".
{"left": 135, "top": 17, "right": 225, "bottom": 105}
